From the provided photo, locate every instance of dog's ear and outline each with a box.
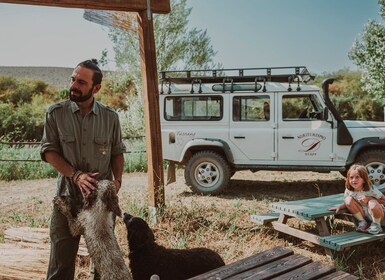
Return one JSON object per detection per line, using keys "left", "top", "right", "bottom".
{"left": 102, "top": 185, "right": 122, "bottom": 217}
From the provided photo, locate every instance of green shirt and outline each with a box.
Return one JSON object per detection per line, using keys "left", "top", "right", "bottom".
{"left": 40, "top": 99, "right": 126, "bottom": 198}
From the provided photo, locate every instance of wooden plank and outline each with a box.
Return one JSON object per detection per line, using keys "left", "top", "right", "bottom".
{"left": 0, "top": 0, "right": 171, "bottom": 13}
{"left": 137, "top": 11, "right": 165, "bottom": 211}
{"left": 270, "top": 261, "right": 336, "bottom": 280}
{"left": 187, "top": 246, "right": 293, "bottom": 280}
{"left": 318, "top": 270, "right": 359, "bottom": 280}
{"left": 0, "top": 243, "right": 49, "bottom": 279}
{"left": 270, "top": 187, "right": 385, "bottom": 220}
{"left": 320, "top": 231, "right": 385, "bottom": 251}
{"left": 250, "top": 213, "right": 280, "bottom": 225}
{"left": 4, "top": 227, "right": 49, "bottom": 244}
{"left": 271, "top": 221, "right": 322, "bottom": 245}
{"left": 229, "top": 254, "right": 312, "bottom": 280}
{"left": 315, "top": 217, "right": 331, "bottom": 237}
{"left": 270, "top": 193, "right": 345, "bottom": 220}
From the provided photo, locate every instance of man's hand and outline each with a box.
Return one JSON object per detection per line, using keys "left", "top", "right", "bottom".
{"left": 74, "top": 172, "right": 99, "bottom": 197}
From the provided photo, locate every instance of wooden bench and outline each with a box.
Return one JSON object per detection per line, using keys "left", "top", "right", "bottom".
{"left": 320, "top": 231, "right": 385, "bottom": 251}
{"left": 251, "top": 190, "right": 385, "bottom": 254}
{"left": 188, "top": 246, "right": 358, "bottom": 279}
{"left": 250, "top": 212, "right": 280, "bottom": 225}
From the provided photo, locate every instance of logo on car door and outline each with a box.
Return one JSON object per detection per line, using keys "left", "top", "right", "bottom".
{"left": 297, "top": 133, "right": 326, "bottom": 155}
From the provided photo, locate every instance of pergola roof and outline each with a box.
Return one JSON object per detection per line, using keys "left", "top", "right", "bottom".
{"left": 0, "top": 0, "right": 170, "bottom": 13}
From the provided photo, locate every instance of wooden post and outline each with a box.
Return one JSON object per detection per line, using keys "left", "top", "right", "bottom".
{"left": 138, "top": 9, "right": 165, "bottom": 220}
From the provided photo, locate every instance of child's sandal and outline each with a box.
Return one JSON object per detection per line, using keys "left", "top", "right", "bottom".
{"left": 356, "top": 220, "right": 368, "bottom": 232}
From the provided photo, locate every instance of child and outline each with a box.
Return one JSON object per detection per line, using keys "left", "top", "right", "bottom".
{"left": 329, "top": 164, "right": 385, "bottom": 235}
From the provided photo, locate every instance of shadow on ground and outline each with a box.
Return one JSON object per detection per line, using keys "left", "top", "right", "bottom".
{"left": 223, "top": 178, "right": 346, "bottom": 200}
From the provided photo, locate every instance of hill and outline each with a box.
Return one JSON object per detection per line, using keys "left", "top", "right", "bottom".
{"left": 0, "top": 66, "right": 73, "bottom": 89}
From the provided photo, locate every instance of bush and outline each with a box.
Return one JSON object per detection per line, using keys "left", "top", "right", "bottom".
{"left": 0, "top": 102, "right": 43, "bottom": 141}
{"left": 0, "top": 76, "right": 17, "bottom": 91}
{"left": 355, "top": 98, "right": 384, "bottom": 121}
{"left": 331, "top": 95, "right": 356, "bottom": 120}
{"left": 0, "top": 76, "right": 58, "bottom": 141}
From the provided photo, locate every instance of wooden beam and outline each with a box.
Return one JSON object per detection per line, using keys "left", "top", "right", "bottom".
{"left": 137, "top": 10, "right": 165, "bottom": 213}
{"left": 271, "top": 222, "right": 322, "bottom": 245}
{"left": 0, "top": 0, "right": 170, "bottom": 13}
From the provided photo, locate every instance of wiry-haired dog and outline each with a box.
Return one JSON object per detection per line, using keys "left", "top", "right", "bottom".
{"left": 123, "top": 213, "right": 225, "bottom": 280}
{"left": 53, "top": 180, "right": 132, "bottom": 280}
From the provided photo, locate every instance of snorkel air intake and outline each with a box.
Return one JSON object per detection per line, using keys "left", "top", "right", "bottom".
{"left": 322, "top": 78, "right": 353, "bottom": 145}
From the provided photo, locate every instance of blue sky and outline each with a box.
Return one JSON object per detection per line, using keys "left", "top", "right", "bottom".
{"left": 0, "top": 0, "right": 381, "bottom": 74}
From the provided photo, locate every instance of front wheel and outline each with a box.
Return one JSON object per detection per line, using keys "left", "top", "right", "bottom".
{"left": 356, "top": 149, "right": 385, "bottom": 190}
{"left": 185, "top": 151, "right": 230, "bottom": 195}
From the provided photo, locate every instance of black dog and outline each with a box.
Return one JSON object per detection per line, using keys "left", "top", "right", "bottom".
{"left": 123, "top": 213, "right": 225, "bottom": 280}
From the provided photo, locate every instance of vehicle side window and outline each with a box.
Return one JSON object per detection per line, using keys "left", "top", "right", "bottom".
{"left": 282, "top": 94, "right": 322, "bottom": 121}
{"left": 233, "top": 96, "right": 270, "bottom": 121}
{"left": 164, "top": 96, "right": 223, "bottom": 121}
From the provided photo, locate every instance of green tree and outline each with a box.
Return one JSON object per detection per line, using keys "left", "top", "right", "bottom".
{"left": 105, "top": 0, "right": 219, "bottom": 137}
{"left": 311, "top": 69, "right": 383, "bottom": 121}
{"left": 0, "top": 77, "right": 59, "bottom": 141}
{"left": 349, "top": 1, "right": 385, "bottom": 100}
{"left": 109, "top": 0, "right": 219, "bottom": 81}
{"left": 312, "top": 69, "right": 364, "bottom": 96}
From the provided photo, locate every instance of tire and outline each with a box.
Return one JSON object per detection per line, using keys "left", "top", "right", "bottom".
{"left": 356, "top": 149, "right": 385, "bottom": 190}
{"left": 184, "top": 151, "right": 230, "bottom": 195}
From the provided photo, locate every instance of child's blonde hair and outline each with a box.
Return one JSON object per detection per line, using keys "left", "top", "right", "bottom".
{"left": 345, "top": 164, "right": 372, "bottom": 191}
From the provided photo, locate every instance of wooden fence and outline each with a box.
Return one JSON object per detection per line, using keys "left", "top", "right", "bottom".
{"left": 0, "top": 136, "right": 146, "bottom": 162}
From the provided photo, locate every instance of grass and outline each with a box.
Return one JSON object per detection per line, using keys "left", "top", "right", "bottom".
{"left": 1, "top": 168, "right": 385, "bottom": 279}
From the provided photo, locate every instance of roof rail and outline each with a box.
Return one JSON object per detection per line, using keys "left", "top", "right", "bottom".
{"left": 160, "top": 66, "right": 314, "bottom": 84}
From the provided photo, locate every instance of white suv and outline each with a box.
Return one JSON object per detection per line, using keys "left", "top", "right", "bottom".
{"left": 159, "top": 66, "right": 385, "bottom": 194}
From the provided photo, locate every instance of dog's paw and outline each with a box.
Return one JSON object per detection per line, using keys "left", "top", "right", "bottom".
{"left": 53, "top": 196, "right": 65, "bottom": 208}
{"left": 53, "top": 196, "right": 73, "bottom": 217}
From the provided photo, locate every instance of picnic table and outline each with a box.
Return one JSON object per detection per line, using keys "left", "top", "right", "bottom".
{"left": 188, "top": 246, "right": 358, "bottom": 279}
{"left": 251, "top": 191, "right": 385, "bottom": 255}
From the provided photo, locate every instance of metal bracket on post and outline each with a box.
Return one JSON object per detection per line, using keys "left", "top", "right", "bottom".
{"left": 146, "top": 0, "right": 152, "bottom": 20}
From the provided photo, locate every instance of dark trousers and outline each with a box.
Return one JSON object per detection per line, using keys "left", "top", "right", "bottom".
{"left": 46, "top": 205, "right": 100, "bottom": 280}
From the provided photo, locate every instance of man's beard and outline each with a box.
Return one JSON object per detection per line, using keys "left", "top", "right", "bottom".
{"left": 69, "top": 87, "right": 94, "bottom": 102}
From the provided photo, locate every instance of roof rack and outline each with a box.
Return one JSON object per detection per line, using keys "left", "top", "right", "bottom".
{"left": 160, "top": 66, "right": 314, "bottom": 85}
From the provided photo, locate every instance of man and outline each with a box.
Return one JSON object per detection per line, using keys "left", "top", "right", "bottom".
{"left": 40, "top": 59, "right": 126, "bottom": 280}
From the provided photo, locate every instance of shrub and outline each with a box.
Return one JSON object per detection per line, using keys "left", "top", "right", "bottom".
{"left": 331, "top": 95, "right": 356, "bottom": 120}
{"left": 355, "top": 97, "right": 384, "bottom": 121}
{"left": 0, "top": 76, "right": 17, "bottom": 92}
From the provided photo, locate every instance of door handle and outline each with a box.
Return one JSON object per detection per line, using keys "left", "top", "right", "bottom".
{"left": 234, "top": 136, "right": 246, "bottom": 139}
{"left": 282, "top": 136, "right": 294, "bottom": 139}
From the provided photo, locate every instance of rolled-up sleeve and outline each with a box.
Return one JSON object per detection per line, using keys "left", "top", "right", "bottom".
{"left": 111, "top": 115, "right": 126, "bottom": 156}
{"left": 40, "top": 111, "right": 61, "bottom": 162}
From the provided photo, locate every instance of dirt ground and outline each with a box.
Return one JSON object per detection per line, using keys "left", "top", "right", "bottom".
{"left": 0, "top": 169, "right": 345, "bottom": 212}
{"left": 1, "top": 170, "right": 383, "bottom": 279}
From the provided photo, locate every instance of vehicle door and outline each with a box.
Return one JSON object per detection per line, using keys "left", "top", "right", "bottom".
{"left": 277, "top": 92, "right": 333, "bottom": 162}
{"left": 229, "top": 94, "right": 275, "bottom": 161}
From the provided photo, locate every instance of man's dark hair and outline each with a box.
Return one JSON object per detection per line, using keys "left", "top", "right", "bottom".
{"left": 77, "top": 59, "right": 103, "bottom": 86}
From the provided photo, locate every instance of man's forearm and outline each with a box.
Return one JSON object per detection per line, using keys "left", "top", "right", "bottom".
{"left": 44, "top": 151, "right": 74, "bottom": 178}
{"left": 111, "top": 153, "right": 124, "bottom": 182}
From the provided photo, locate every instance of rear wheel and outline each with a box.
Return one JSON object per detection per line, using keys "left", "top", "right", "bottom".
{"left": 356, "top": 149, "right": 385, "bottom": 190}
{"left": 185, "top": 151, "right": 230, "bottom": 195}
